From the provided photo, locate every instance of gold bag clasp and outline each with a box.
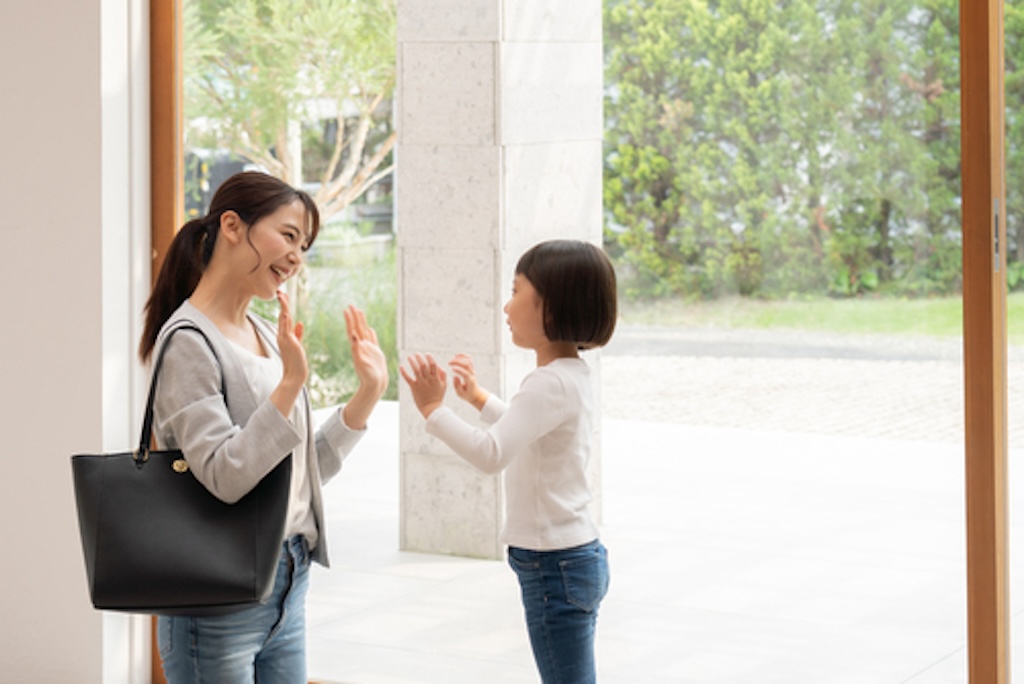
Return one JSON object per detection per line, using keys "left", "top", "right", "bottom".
{"left": 172, "top": 458, "right": 189, "bottom": 474}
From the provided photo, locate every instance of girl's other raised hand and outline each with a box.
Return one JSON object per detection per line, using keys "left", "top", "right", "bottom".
{"left": 399, "top": 353, "right": 447, "bottom": 419}
{"left": 449, "top": 353, "right": 488, "bottom": 410}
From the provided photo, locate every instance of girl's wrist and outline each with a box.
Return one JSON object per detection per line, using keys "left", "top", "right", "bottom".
{"left": 420, "top": 400, "right": 442, "bottom": 419}
{"left": 472, "top": 389, "right": 489, "bottom": 411}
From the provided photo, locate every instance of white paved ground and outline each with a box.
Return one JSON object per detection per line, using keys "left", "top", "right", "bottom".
{"left": 305, "top": 328, "right": 1024, "bottom": 683}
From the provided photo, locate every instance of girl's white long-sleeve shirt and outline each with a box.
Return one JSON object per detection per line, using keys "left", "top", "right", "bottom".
{"left": 425, "top": 357, "right": 599, "bottom": 551}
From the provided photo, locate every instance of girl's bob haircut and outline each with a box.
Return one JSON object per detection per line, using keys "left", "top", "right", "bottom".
{"left": 515, "top": 239, "right": 618, "bottom": 350}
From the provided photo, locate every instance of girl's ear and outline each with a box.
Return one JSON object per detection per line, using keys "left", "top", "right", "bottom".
{"left": 219, "top": 210, "right": 245, "bottom": 244}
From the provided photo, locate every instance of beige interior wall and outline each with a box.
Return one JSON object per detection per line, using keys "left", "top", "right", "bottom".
{"left": 0, "top": 0, "right": 149, "bottom": 680}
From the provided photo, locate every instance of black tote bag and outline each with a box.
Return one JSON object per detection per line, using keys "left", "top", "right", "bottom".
{"left": 71, "top": 324, "right": 292, "bottom": 616}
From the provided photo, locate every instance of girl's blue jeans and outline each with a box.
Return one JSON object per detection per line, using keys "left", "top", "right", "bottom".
{"left": 157, "top": 535, "right": 311, "bottom": 684}
{"left": 507, "top": 540, "right": 610, "bottom": 684}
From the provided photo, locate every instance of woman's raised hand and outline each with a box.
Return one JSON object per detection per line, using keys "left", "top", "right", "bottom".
{"left": 269, "top": 289, "right": 308, "bottom": 418}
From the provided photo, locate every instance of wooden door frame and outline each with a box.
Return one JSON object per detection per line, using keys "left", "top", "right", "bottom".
{"left": 149, "top": 2, "right": 180, "bottom": 682}
{"left": 962, "top": 1, "right": 1009, "bottom": 681}
{"left": 148, "top": 1, "right": 1010, "bottom": 682}
{"left": 150, "top": 0, "right": 182, "bottom": 292}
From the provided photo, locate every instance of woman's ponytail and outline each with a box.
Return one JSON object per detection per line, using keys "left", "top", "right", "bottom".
{"left": 138, "top": 217, "right": 213, "bottom": 361}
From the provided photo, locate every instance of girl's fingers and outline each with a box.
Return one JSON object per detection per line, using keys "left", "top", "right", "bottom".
{"left": 402, "top": 353, "right": 446, "bottom": 383}
{"left": 405, "top": 354, "right": 423, "bottom": 377}
{"left": 399, "top": 365, "right": 415, "bottom": 385}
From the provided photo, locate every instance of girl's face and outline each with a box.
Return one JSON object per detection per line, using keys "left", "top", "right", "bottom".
{"left": 243, "top": 199, "right": 309, "bottom": 300}
{"left": 504, "top": 274, "right": 547, "bottom": 350}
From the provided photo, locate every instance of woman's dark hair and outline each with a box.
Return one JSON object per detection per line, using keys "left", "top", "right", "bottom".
{"left": 139, "top": 171, "right": 320, "bottom": 361}
{"left": 515, "top": 239, "right": 618, "bottom": 350}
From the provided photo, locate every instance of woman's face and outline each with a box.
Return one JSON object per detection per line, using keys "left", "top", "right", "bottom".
{"left": 244, "top": 199, "right": 309, "bottom": 300}
{"left": 503, "top": 274, "right": 547, "bottom": 350}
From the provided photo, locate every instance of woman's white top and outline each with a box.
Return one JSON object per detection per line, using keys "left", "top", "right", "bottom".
{"left": 228, "top": 340, "right": 318, "bottom": 549}
{"left": 425, "top": 357, "right": 599, "bottom": 551}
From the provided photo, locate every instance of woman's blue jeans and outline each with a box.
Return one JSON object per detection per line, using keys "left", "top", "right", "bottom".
{"left": 507, "top": 540, "right": 610, "bottom": 684}
{"left": 157, "top": 536, "right": 311, "bottom": 684}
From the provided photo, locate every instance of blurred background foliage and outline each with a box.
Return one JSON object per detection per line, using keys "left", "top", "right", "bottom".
{"left": 603, "top": 0, "right": 970, "bottom": 300}
{"left": 187, "top": 0, "right": 1023, "bottom": 406}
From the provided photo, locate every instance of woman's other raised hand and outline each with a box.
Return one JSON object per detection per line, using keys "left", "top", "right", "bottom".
{"left": 340, "top": 305, "right": 388, "bottom": 430}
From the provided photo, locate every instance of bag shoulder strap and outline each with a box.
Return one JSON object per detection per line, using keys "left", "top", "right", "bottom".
{"left": 136, "top": 323, "right": 224, "bottom": 462}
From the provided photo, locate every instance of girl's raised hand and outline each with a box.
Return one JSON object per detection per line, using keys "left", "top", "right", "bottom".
{"left": 276, "top": 290, "right": 308, "bottom": 387}
{"left": 449, "top": 353, "right": 488, "bottom": 410}
{"left": 399, "top": 353, "right": 447, "bottom": 419}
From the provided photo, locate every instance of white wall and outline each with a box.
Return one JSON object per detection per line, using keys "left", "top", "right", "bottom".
{"left": 0, "top": 0, "right": 148, "bottom": 680}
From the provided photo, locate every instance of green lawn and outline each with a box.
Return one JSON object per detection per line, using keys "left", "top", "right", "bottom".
{"left": 621, "top": 293, "right": 1024, "bottom": 344}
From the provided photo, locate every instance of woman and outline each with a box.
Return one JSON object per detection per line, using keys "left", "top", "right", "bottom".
{"left": 138, "top": 171, "right": 388, "bottom": 683}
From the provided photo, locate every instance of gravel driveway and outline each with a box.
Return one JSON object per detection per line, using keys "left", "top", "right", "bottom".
{"left": 600, "top": 325, "right": 1024, "bottom": 446}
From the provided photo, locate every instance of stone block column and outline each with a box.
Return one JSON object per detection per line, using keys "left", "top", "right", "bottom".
{"left": 396, "top": 0, "right": 604, "bottom": 558}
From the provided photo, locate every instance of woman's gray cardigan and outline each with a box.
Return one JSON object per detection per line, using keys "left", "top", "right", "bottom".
{"left": 151, "top": 301, "right": 363, "bottom": 567}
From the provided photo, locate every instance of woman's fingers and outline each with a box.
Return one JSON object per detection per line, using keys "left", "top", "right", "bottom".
{"left": 344, "top": 305, "right": 370, "bottom": 340}
{"left": 277, "top": 291, "right": 290, "bottom": 327}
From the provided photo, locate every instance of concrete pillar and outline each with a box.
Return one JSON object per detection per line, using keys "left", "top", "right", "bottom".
{"left": 396, "top": 1, "right": 604, "bottom": 558}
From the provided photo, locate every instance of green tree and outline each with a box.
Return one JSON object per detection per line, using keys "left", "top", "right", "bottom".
{"left": 822, "top": 0, "right": 960, "bottom": 296}
{"left": 904, "top": 0, "right": 961, "bottom": 293}
{"left": 183, "top": 0, "right": 396, "bottom": 222}
{"left": 605, "top": 0, "right": 841, "bottom": 298}
{"left": 604, "top": 0, "right": 964, "bottom": 299}
{"left": 185, "top": 0, "right": 400, "bottom": 408}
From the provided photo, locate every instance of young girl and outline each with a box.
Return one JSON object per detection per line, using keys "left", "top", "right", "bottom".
{"left": 400, "top": 239, "right": 617, "bottom": 684}
{"left": 139, "top": 171, "right": 388, "bottom": 683}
